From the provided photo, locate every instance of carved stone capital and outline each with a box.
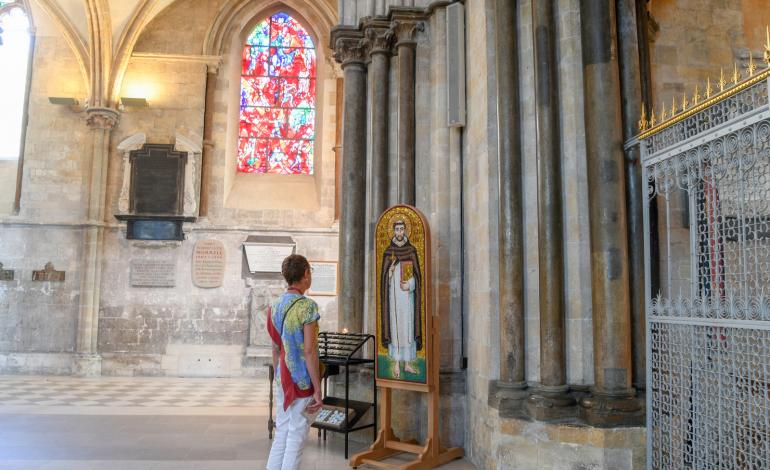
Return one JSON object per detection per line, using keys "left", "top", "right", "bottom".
{"left": 85, "top": 107, "right": 120, "bottom": 130}
{"left": 365, "top": 27, "right": 395, "bottom": 56}
{"left": 391, "top": 20, "right": 424, "bottom": 48}
{"left": 333, "top": 37, "right": 368, "bottom": 68}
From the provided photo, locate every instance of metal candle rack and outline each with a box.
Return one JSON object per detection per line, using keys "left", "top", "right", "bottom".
{"left": 315, "top": 331, "right": 376, "bottom": 459}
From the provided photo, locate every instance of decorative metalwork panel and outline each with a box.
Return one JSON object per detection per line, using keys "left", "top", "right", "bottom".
{"left": 642, "top": 78, "right": 770, "bottom": 469}
{"left": 645, "top": 80, "right": 768, "bottom": 155}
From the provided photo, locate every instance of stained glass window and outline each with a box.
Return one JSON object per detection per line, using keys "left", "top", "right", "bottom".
{"left": 239, "top": 13, "right": 316, "bottom": 175}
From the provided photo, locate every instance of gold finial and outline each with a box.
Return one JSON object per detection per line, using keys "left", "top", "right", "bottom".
{"left": 732, "top": 62, "right": 741, "bottom": 85}
{"left": 718, "top": 68, "right": 727, "bottom": 92}
{"left": 660, "top": 102, "right": 667, "bottom": 121}
{"left": 649, "top": 107, "right": 657, "bottom": 127}
{"left": 764, "top": 25, "right": 770, "bottom": 66}
{"left": 638, "top": 104, "right": 648, "bottom": 132}
{"left": 746, "top": 54, "right": 757, "bottom": 77}
{"left": 692, "top": 84, "right": 701, "bottom": 105}
{"left": 671, "top": 97, "right": 677, "bottom": 117}
{"left": 705, "top": 77, "right": 713, "bottom": 98}
{"left": 681, "top": 92, "right": 689, "bottom": 112}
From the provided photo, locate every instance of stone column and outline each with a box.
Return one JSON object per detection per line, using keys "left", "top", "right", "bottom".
{"left": 76, "top": 107, "right": 119, "bottom": 376}
{"left": 392, "top": 19, "right": 422, "bottom": 205}
{"left": 199, "top": 67, "right": 218, "bottom": 217}
{"left": 334, "top": 36, "right": 368, "bottom": 333}
{"left": 493, "top": 0, "right": 528, "bottom": 412}
{"left": 527, "top": 0, "right": 574, "bottom": 420}
{"left": 579, "top": 0, "right": 642, "bottom": 426}
{"left": 616, "top": 0, "right": 646, "bottom": 392}
{"left": 366, "top": 25, "right": 394, "bottom": 223}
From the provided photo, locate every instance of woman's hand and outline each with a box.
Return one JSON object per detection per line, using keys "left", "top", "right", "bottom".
{"left": 308, "top": 390, "right": 323, "bottom": 413}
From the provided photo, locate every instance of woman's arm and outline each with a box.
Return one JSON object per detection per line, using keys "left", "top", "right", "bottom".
{"left": 303, "top": 321, "right": 323, "bottom": 411}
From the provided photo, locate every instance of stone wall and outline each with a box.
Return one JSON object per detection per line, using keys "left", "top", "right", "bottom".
{"left": 0, "top": 0, "right": 340, "bottom": 377}
{"left": 649, "top": 0, "right": 770, "bottom": 109}
{"left": 0, "top": 160, "right": 18, "bottom": 215}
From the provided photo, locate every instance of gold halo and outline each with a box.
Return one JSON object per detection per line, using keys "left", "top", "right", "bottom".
{"left": 386, "top": 211, "right": 413, "bottom": 239}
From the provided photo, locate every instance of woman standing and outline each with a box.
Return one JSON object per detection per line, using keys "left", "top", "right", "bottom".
{"left": 266, "top": 254, "right": 323, "bottom": 470}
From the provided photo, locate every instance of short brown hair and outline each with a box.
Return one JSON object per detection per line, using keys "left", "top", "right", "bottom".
{"left": 282, "top": 254, "right": 310, "bottom": 285}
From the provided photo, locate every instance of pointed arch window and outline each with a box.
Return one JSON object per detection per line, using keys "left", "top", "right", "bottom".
{"left": 0, "top": 1, "right": 32, "bottom": 214}
{"left": 238, "top": 12, "right": 316, "bottom": 175}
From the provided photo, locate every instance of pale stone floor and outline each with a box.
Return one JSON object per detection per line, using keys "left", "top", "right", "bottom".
{"left": 0, "top": 376, "right": 475, "bottom": 470}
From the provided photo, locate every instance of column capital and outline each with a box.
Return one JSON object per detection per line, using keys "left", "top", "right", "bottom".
{"left": 85, "top": 107, "right": 120, "bottom": 130}
{"left": 391, "top": 19, "right": 424, "bottom": 48}
{"left": 364, "top": 26, "right": 395, "bottom": 56}
{"left": 333, "top": 36, "right": 368, "bottom": 68}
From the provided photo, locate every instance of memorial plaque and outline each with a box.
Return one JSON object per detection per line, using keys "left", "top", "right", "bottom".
{"left": 130, "top": 144, "right": 186, "bottom": 215}
{"left": 130, "top": 259, "right": 176, "bottom": 287}
{"left": 0, "top": 263, "right": 14, "bottom": 281}
{"left": 192, "top": 240, "right": 226, "bottom": 288}
{"left": 243, "top": 236, "right": 296, "bottom": 274}
{"left": 32, "top": 262, "right": 65, "bottom": 282}
{"left": 308, "top": 261, "right": 337, "bottom": 296}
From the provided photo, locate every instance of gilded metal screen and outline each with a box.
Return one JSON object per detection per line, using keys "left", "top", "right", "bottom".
{"left": 641, "top": 75, "right": 770, "bottom": 469}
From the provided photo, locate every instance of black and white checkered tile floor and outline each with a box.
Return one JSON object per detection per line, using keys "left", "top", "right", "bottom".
{"left": 0, "top": 376, "right": 268, "bottom": 407}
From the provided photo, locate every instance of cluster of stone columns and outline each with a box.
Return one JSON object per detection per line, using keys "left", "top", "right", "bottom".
{"left": 75, "top": 107, "right": 120, "bottom": 376}
{"left": 332, "top": 14, "right": 423, "bottom": 333}
{"left": 493, "top": 0, "right": 645, "bottom": 426}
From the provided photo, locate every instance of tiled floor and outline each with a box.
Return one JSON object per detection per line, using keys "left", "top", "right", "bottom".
{"left": 0, "top": 376, "right": 476, "bottom": 470}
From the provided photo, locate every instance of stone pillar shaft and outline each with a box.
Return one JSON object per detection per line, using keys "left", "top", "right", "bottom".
{"left": 199, "top": 69, "right": 217, "bottom": 217}
{"left": 495, "top": 0, "right": 526, "bottom": 389}
{"left": 368, "top": 29, "right": 393, "bottom": 222}
{"left": 532, "top": 0, "right": 566, "bottom": 390}
{"left": 336, "top": 38, "right": 368, "bottom": 333}
{"left": 579, "top": 0, "right": 642, "bottom": 426}
{"left": 76, "top": 107, "right": 118, "bottom": 376}
{"left": 616, "top": 0, "right": 646, "bottom": 392}
{"left": 393, "top": 21, "right": 420, "bottom": 205}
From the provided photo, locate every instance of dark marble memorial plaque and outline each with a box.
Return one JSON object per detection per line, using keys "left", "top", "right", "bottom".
{"left": 0, "top": 263, "right": 14, "bottom": 281}
{"left": 32, "top": 262, "right": 65, "bottom": 282}
{"left": 130, "top": 144, "right": 186, "bottom": 215}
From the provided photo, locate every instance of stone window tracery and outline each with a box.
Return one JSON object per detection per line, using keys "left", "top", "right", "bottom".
{"left": 238, "top": 12, "right": 316, "bottom": 175}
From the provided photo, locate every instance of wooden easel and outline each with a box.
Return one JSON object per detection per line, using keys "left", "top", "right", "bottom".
{"left": 350, "top": 206, "right": 464, "bottom": 469}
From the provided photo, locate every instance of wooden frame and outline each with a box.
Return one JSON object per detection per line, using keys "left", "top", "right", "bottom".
{"left": 350, "top": 205, "right": 463, "bottom": 470}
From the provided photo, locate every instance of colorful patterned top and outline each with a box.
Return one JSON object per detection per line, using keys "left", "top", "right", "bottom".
{"left": 267, "top": 291, "right": 319, "bottom": 408}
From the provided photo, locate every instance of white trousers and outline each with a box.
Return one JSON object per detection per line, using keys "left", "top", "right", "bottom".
{"left": 266, "top": 386, "right": 313, "bottom": 470}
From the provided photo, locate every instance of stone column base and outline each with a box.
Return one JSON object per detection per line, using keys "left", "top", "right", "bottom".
{"left": 579, "top": 390, "right": 644, "bottom": 427}
{"left": 488, "top": 380, "right": 529, "bottom": 418}
{"left": 73, "top": 354, "right": 102, "bottom": 377}
{"left": 526, "top": 384, "right": 577, "bottom": 421}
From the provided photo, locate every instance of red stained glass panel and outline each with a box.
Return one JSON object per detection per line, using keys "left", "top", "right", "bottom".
{"left": 238, "top": 13, "right": 315, "bottom": 175}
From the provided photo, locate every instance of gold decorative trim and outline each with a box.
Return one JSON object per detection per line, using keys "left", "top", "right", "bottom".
{"left": 638, "top": 68, "right": 770, "bottom": 140}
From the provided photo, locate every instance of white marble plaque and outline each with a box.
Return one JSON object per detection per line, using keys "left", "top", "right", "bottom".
{"left": 131, "top": 259, "right": 176, "bottom": 287}
{"left": 192, "top": 240, "right": 226, "bottom": 288}
{"left": 308, "top": 261, "right": 337, "bottom": 296}
{"left": 244, "top": 244, "right": 295, "bottom": 273}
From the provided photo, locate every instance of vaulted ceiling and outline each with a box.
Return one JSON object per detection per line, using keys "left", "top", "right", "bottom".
{"left": 22, "top": 0, "right": 337, "bottom": 107}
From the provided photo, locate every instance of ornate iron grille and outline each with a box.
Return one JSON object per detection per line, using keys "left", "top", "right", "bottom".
{"left": 642, "top": 78, "right": 770, "bottom": 469}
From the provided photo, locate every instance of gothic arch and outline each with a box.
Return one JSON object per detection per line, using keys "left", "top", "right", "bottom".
{"left": 202, "top": 0, "right": 335, "bottom": 59}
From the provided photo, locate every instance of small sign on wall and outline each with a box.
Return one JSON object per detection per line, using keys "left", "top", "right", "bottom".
{"left": 32, "top": 263, "right": 65, "bottom": 282}
{"left": 243, "top": 236, "right": 296, "bottom": 274}
{"left": 130, "top": 259, "right": 176, "bottom": 287}
{"left": 308, "top": 261, "right": 337, "bottom": 296}
{"left": 0, "top": 263, "right": 14, "bottom": 281}
{"left": 192, "top": 239, "right": 226, "bottom": 288}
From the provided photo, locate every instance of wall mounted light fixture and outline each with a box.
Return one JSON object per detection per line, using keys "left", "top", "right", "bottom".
{"left": 120, "top": 97, "right": 149, "bottom": 108}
